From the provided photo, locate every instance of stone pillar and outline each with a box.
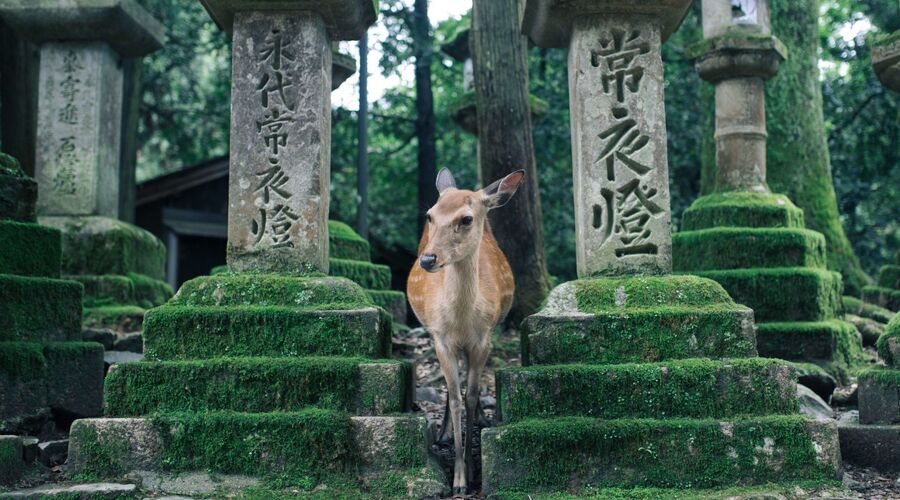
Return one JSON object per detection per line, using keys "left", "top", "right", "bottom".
{"left": 696, "top": 0, "right": 786, "bottom": 193}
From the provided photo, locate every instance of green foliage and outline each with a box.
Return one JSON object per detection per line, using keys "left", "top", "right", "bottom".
{"left": 0, "top": 221, "right": 61, "bottom": 278}
{"left": 0, "top": 152, "right": 24, "bottom": 177}
{"left": 0, "top": 275, "right": 82, "bottom": 342}
{"left": 877, "top": 265, "right": 900, "bottom": 289}
{"left": 673, "top": 228, "right": 826, "bottom": 271}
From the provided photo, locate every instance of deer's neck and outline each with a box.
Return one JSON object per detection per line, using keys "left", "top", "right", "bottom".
{"left": 444, "top": 247, "right": 480, "bottom": 314}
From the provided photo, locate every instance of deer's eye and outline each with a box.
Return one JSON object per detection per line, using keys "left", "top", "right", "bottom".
{"left": 460, "top": 216, "right": 473, "bottom": 226}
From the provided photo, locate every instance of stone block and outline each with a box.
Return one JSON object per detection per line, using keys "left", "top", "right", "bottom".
{"left": 142, "top": 305, "right": 391, "bottom": 360}
{"left": 842, "top": 295, "right": 894, "bottom": 324}
{"left": 0, "top": 0, "right": 164, "bottom": 57}
{"left": 863, "top": 285, "right": 900, "bottom": 312}
{"left": 858, "top": 369, "right": 899, "bottom": 425}
{"left": 199, "top": 0, "right": 377, "bottom": 39}
{"left": 521, "top": 0, "right": 693, "bottom": 48}
{"left": 40, "top": 216, "right": 166, "bottom": 280}
{"left": 0, "top": 435, "right": 23, "bottom": 486}
{"left": 37, "top": 439, "right": 68, "bottom": 467}
{"left": 877, "top": 264, "right": 900, "bottom": 289}
{"left": 681, "top": 192, "right": 804, "bottom": 231}
{"left": 0, "top": 157, "right": 37, "bottom": 221}
{"left": 673, "top": 227, "right": 826, "bottom": 271}
{"left": 693, "top": 34, "right": 788, "bottom": 82}
{"left": 0, "top": 221, "right": 61, "bottom": 278}
{"left": 481, "top": 415, "right": 841, "bottom": 493}
{"left": 693, "top": 268, "right": 843, "bottom": 322}
{"left": 0, "top": 275, "right": 82, "bottom": 342}
{"left": 72, "top": 275, "right": 135, "bottom": 307}
{"left": 0, "top": 481, "right": 137, "bottom": 498}
{"left": 329, "top": 220, "right": 370, "bottom": 261}
{"left": 878, "top": 317, "right": 900, "bottom": 367}
{"left": 837, "top": 411, "right": 900, "bottom": 472}
{"left": 168, "top": 274, "right": 372, "bottom": 308}
{"left": 368, "top": 290, "right": 407, "bottom": 324}
{"left": 103, "top": 358, "right": 413, "bottom": 416}
{"left": 497, "top": 358, "right": 797, "bottom": 422}
{"left": 82, "top": 305, "right": 145, "bottom": 333}
{"left": 330, "top": 259, "right": 392, "bottom": 290}
{"left": 756, "top": 320, "right": 862, "bottom": 373}
{"left": 332, "top": 48, "right": 357, "bottom": 90}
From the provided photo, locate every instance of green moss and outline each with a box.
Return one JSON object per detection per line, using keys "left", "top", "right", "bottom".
{"left": 104, "top": 357, "right": 412, "bottom": 416}
{"left": 490, "top": 482, "right": 844, "bottom": 499}
{"left": 211, "top": 264, "right": 228, "bottom": 275}
{"left": 497, "top": 358, "right": 797, "bottom": 422}
{"left": 73, "top": 275, "right": 135, "bottom": 307}
{"left": 877, "top": 265, "right": 900, "bottom": 290}
{"left": 0, "top": 152, "right": 24, "bottom": 177}
{"left": 367, "top": 290, "right": 407, "bottom": 323}
{"left": 127, "top": 273, "right": 174, "bottom": 308}
{"left": 329, "top": 259, "right": 392, "bottom": 290}
{"left": 67, "top": 420, "right": 134, "bottom": 478}
{"left": 680, "top": 192, "right": 804, "bottom": 231}
{"left": 0, "top": 341, "right": 46, "bottom": 380}
{"left": 673, "top": 227, "right": 826, "bottom": 271}
{"left": 482, "top": 416, "right": 837, "bottom": 491}
{"left": 329, "top": 220, "right": 371, "bottom": 261}
{"left": 0, "top": 435, "right": 23, "bottom": 486}
{"left": 170, "top": 274, "right": 373, "bottom": 309}
{"left": 142, "top": 305, "right": 391, "bottom": 360}
{"left": 82, "top": 305, "right": 145, "bottom": 331}
{"left": 0, "top": 221, "right": 60, "bottom": 277}
{"left": 523, "top": 306, "right": 755, "bottom": 365}
{"left": 691, "top": 268, "right": 842, "bottom": 322}
{"left": 0, "top": 274, "right": 82, "bottom": 342}
{"left": 859, "top": 367, "right": 900, "bottom": 387}
{"left": 842, "top": 295, "right": 895, "bottom": 323}
{"left": 756, "top": 320, "right": 863, "bottom": 383}
{"left": 877, "top": 315, "right": 900, "bottom": 366}
{"left": 862, "top": 285, "right": 900, "bottom": 312}
{"left": 570, "top": 275, "right": 737, "bottom": 311}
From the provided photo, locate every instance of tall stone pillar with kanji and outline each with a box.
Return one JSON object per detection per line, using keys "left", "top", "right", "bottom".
{"left": 481, "top": 1, "right": 842, "bottom": 493}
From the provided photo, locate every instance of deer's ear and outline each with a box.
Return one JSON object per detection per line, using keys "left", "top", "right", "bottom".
{"left": 482, "top": 170, "right": 525, "bottom": 209}
{"left": 436, "top": 168, "right": 456, "bottom": 195}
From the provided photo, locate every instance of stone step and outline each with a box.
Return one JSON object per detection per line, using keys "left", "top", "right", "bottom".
{"left": 497, "top": 358, "right": 798, "bottom": 422}
{"left": 330, "top": 258, "right": 392, "bottom": 290}
{"left": 858, "top": 368, "right": 899, "bottom": 425}
{"left": 842, "top": 295, "right": 895, "bottom": 324}
{"left": 862, "top": 285, "right": 900, "bottom": 312}
{"left": 692, "top": 268, "right": 842, "bottom": 322}
{"left": 673, "top": 227, "right": 826, "bottom": 271}
{"left": 0, "top": 220, "right": 60, "bottom": 278}
{"left": 368, "top": 289, "right": 407, "bottom": 324}
{"left": 680, "top": 192, "right": 805, "bottom": 231}
{"left": 0, "top": 435, "right": 23, "bottom": 486}
{"left": 756, "top": 320, "right": 862, "bottom": 377}
{"left": 169, "top": 273, "right": 373, "bottom": 308}
{"left": 0, "top": 341, "right": 104, "bottom": 432}
{"left": 82, "top": 305, "right": 145, "bottom": 333}
{"left": 329, "top": 220, "right": 371, "bottom": 261}
{"left": 837, "top": 411, "right": 900, "bottom": 473}
{"left": 70, "top": 273, "right": 173, "bottom": 309}
{"left": 481, "top": 415, "right": 841, "bottom": 494}
{"left": 142, "top": 305, "right": 391, "bottom": 360}
{"left": 67, "top": 412, "right": 444, "bottom": 493}
{"left": 0, "top": 482, "right": 137, "bottom": 499}
{"left": 877, "top": 264, "right": 900, "bottom": 289}
{"left": 0, "top": 274, "right": 82, "bottom": 342}
{"left": 104, "top": 357, "right": 413, "bottom": 416}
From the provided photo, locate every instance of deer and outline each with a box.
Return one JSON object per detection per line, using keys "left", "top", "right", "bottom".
{"left": 407, "top": 167, "right": 524, "bottom": 495}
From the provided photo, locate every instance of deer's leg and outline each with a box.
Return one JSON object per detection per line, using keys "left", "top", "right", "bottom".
{"left": 437, "top": 392, "right": 452, "bottom": 444}
{"left": 435, "top": 340, "right": 466, "bottom": 494}
{"left": 463, "top": 338, "right": 491, "bottom": 488}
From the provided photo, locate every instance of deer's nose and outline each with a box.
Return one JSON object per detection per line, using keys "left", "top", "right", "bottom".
{"left": 420, "top": 253, "right": 438, "bottom": 271}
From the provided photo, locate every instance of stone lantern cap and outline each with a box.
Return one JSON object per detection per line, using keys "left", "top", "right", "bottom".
{"left": 332, "top": 46, "right": 357, "bottom": 90}
{"left": 0, "top": 0, "right": 164, "bottom": 57}
{"left": 871, "top": 32, "right": 900, "bottom": 93}
{"left": 692, "top": 34, "right": 788, "bottom": 82}
{"left": 521, "top": 0, "right": 693, "bottom": 48}
{"left": 199, "top": 0, "right": 376, "bottom": 40}
{"left": 441, "top": 28, "right": 470, "bottom": 62}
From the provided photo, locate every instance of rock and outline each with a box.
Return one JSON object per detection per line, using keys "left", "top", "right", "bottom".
{"left": 793, "top": 363, "right": 837, "bottom": 401}
{"left": 0, "top": 482, "right": 137, "bottom": 499}
{"left": 415, "top": 387, "right": 441, "bottom": 404}
{"left": 409, "top": 327, "right": 430, "bottom": 338}
{"left": 104, "top": 351, "right": 144, "bottom": 366}
{"left": 82, "top": 328, "right": 116, "bottom": 350}
{"left": 797, "top": 384, "right": 834, "bottom": 421}
{"left": 833, "top": 384, "right": 859, "bottom": 407}
{"left": 845, "top": 314, "right": 884, "bottom": 347}
{"left": 20, "top": 436, "right": 38, "bottom": 464}
{"left": 480, "top": 396, "right": 496, "bottom": 409}
{"left": 838, "top": 410, "right": 900, "bottom": 473}
{"left": 37, "top": 439, "right": 68, "bottom": 467}
{"left": 113, "top": 332, "right": 143, "bottom": 353}
{"left": 0, "top": 435, "right": 23, "bottom": 485}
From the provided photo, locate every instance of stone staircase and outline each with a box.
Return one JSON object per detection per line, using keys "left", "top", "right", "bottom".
{"left": 673, "top": 192, "right": 865, "bottom": 382}
{"left": 481, "top": 275, "right": 842, "bottom": 495}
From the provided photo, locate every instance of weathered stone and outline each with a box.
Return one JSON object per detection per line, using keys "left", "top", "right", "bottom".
{"left": 226, "top": 12, "right": 332, "bottom": 274}
{"left": 112, "top": 332, "right": 143, "bottom": 353}
{"left": 0, "top": 482, "right": 137, "bottom": 499}
{"left": 792, "top": 362, "right": 837, "bottom": 401}
{"left": 81, "top": 328, "right": 117, "bottom": 350}
{"left": 199, "top": 0, "right": 376, "bottom": 40}
{"left": 797, "top": 383, "right": 834, "bottom": 421}
{"left": 0, "top": 153, "right": 37, "bottom": 222}
{"left": 332, "top": 45, "right": 357, "bottom": 91}
{"left": 37, "top": 439, "right": 68, "bottom": 467}
{"left": 0, "top": 435, "right": 24, "bottom": 486}
{"left": 872, "top": 32, "right": 900, "bottom": 93}
{"left": 837, "top": 411, "right": 900, "bottom": 473}
{"left": 20, "top": 436, "right": 38, "bottom": 464}
{"left": 858, "top": 370, "right": 900, "bottom": 425}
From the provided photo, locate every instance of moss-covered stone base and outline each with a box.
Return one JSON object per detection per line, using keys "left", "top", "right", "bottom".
{"left": 368, "top": 289, "right": 408, "bottom": 324}
{"left": 673, "top": 227, "right": 826, "bottom": 271}
{"left": 0, "top": 220, "right": 61, "bottom": 278}
{"left": 330, "top": 258, "right": 392, "bottom": 290}
{"left": 680, "top": 192, "right": 805, "bottom": 231}
{"left": 878, "top": 315, "right": 900, "bottom": 367}
{"left": 0, "top": 341, "right": 104, "bottom": 431}
{"left": 837, "top": 412, "right": 900, "bottom": 472}
{"left": 497, "top": 358, "right": 798, "bottom": 422}
{"left": 171, "top": 274, "right": 372, "bottom": 308}
{"left": 691, "top": 268, "right": 842, "bottom": 322}
{"left": 842, "top": 296, "right": 894, "bottom": 324}
{"left": 0, "top": 274, "right": 82, "bottom": 342}
{"left": 330, "top": 220, "right": 371, "bottom": 261}
{"left": 82, "top": 305, "right": 146, "bottom": 333}
{"left": 858, "top": 368, "right": 899, "bottom": 425}
{"left": 104, "top": 357, "right": 413, "bottom": 416}
{"left": 72, "top": 273, "right": 173, "bottom": 309}
{"left": 39, "top": 215, "right": 167, "bottom": 280}
{"left": 756, "top": 320, "right": 862, "bottom": 382}
{"left": 481, "top": 416, "right": 840, "bottom": 493}
{"left": 862, "top": 285, "right": 900, "bottom": 312}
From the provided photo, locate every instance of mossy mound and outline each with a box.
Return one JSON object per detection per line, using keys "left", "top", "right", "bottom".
{"left": 877, "top": 315, "right": 900, "bottom": 367}
{"left": 862, "top": 285, "right": 900, "bottom": 312}
{"left": 0, "top": 220, "right": 61, "bottom": 277}
{"left": 481, "top": 416, "right": 840, "bottom": 493}
{"left": 842, "top": 295, "right": 894, "bottom": 324}
{"left": 680, "top": 192, "right": 805, "bottom": 231}
{"left": 497, "top": 358, "right": 797, "bottom": 422}
{"left": 756, "top": 320, "right": 863, "bottom": 383}
{"left": 329, "top": 220, "right": 371, "bottom": 261}
{"left": 170, "top": 274, "right": 372, "bottom": 309}
{"left": 329, "top": 258, "right": 392, "bottom": 290}
{"left": 104, "top": 357, "right": 413, "bottom": 416}
{"left": 673, "top": 227, "right": 826, "bottom": 271}
{"left": 691, "top": 268, "right": 842, "bottom": 322}
{"left": 877, "top": 265, "right": 900, "bottom": 290}
{"left": 0, "top": 274, "right": 82, "bottom": 342}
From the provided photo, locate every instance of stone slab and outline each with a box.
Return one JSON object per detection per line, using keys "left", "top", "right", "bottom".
{"left": 332, "top": 49, "right": 357, "bottom": 90}
{"left": 0, "top": 275, "right": 82, "bottom": 342}
{"left": 681, "top": 192, "right": 805, "bottom": 231}
{"left": 0, "top": 482, "right": 137, "bottom": 499}
{"left": 693, "top": 34, "right": 787, "bottom": 82}
{"left": 756, "top": 320, "right": 861, "bottom": 364}
{"left": 199, "top": 0, "right": 376, "bottom": 40}
{"left": 521, "top": 0, "right": 693, "bottom": 48}
{"left": 837, "top": 411, "right": 900, "bottom": 473}
{"left": 858, "top": 370, "right": 900, "bottom": 425}
{"left": 0, "top": 221, "right": 61, "bottom": 278}
{"left": 0, "top": 0, "right": 163, "bottom": 56}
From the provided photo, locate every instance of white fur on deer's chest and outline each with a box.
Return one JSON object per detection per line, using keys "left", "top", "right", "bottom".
{"left": 431, "top": 293, "right": 492, "bottom": 348}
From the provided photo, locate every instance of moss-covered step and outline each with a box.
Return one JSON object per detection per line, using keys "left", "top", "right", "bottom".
{"left": 680, "top": 192, "right": 805, "bottom": 231}
{"left": 67, "top": 412, "right": 444, "bottom": 492}
{"left": 837, "top": 412, "right": 900, "bottom": 473}
{"left": 842, "top": 295, "right": 895, "bottom": 324}
{"left": 673, "top": 227, "right": 826, "bottom": 271}
{"left": 72, "top": 273, "right": 173, "bottom": 309}
{"left": 170, "top": 274, "right": 374, "bottom": 309}
{"left": 522, "top": 276, "right": 756, "bottom": 365}
{"left": 330, "top": 258, "right": 391, "bottom": 290}
{"left": 0, "top": 153, "right": 36, "bottom": 223}
{"left": 756, "top": 320, "right": 863, "bottom": 382}
{"left": 862, "top": 285, "right": 900, "bottom": 312}
{"left": 0, "top": 220, "right": 61, "bottom": 278}
{"left": 690, "top": 268, "right": 842, "bottom": 322}
{"left": 368, "top": 289, "right": 407, "bottom": 324}
{"left": 83, "top": 305, "right": 146, "bottom": 333}
{"left": 480, "top": 415, "right": 840, "bottom": 493}
{"left": 0, "top": 274, "right": 82, "bottom": 342}
{"left": 878, "top": 315, "right": 900, "bottom": 367}
{"left": 329, "top": 220, "right": 370, "bottom": 261}
{"left": 877, "top": 265, "right": 900, "bottom": 290}
{"left": 497, "top": 358, "right": 798, "bottom": 422}
{"left": 858, "top": 368, "right": 899, "bottom": 425}
{"left": 104, "top": 357, "right": 413, "bottom": 416}
{"left": 0, "top": 435, "right": 24, "bottom": 486}
{"left": 0, "top": 341, "right": 104, "bottom": 431}
{"left": 39, "top": 215, "right": 167, "bottom": 280}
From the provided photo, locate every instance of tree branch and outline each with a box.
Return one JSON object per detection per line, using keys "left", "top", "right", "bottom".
{"left": 828, "top": 88, "right": 884, "bottom": 144}
{"left": 371, "top": 132, "right": 416, "bottom": 157}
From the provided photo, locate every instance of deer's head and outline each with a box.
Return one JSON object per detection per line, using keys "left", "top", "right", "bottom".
{"left": 418, "top": 168, "right": 525, "bottom": 272}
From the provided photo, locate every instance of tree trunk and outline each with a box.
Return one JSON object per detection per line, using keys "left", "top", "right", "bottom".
{"left": 472, "top": 0, "right": 551, "bottom": 325}
{"left": 412, "top": 0, "right": 437, "bottom": 235}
